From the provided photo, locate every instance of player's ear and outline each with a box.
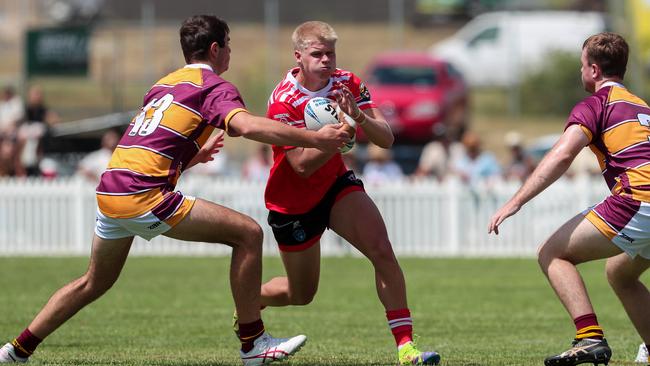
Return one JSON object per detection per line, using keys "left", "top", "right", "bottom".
{"left": 294, "top": 50, "right": 301, "bottom": 65}
{"left": 209, "top": 42, "right": 220, "bottom": 61}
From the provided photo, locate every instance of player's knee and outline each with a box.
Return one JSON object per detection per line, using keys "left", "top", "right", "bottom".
{"left": 78, "top": 274, "right": 116, "bottom": 299}
{"left": 605, "top": 259, "right": 637, "bottom": 289}
{"left": 239, "top": 221, "right": 264, "bottom": 250}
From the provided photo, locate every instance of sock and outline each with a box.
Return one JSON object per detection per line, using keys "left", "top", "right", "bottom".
{"left": 239, "top": 319, "right": 265, "bottom": 353}
{"left": 573, "top": 313, "right": 604, "bottom": 340}
{"left": 12, "top": 328, "right": 42, "bottom": 358}
{"left": 386, "top": 309, "right": 413, "bottom": 347}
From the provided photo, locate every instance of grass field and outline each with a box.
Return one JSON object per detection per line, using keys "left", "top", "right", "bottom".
{"left": 0, "top": 256, "right": 647, "bottom": 365}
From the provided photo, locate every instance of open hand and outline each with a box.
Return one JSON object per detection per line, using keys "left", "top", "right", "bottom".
{"left": 193, "top": 131, "right": 225, "bottom": 165}
{"left": 332, "top": 82, "right": 361, "bottom": 121}
{"left": 488, "top": 200, "right": 521, "bottom": 235}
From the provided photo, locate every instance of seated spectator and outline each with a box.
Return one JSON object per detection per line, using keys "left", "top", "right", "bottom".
{"left": 450, "top": 131, "right": 501, "bottom": 186}
{"left": 363, "top": 143, "right": 404, "bottom": 184}
{"left": 77, "top": 129, "right": 120, "bottom": 182}
{"left": 413, "top": 125, "right": 464, "bottom": 181}
{"left": 503, "top": 131, "right": 535, "bottom": 182}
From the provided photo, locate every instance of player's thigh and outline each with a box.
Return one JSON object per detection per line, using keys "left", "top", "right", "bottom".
{"left": 86, "top": 234, "right": 133, "bottom": 287}
{"left": 164, "top": 198, "right": 261, "bottom": 246}
{"left": 280, "top": 243, "right": 321, "bottom": 294}
{"left": 606, "top": 252, "right": 650, "bottom": 282}
{"left": 329, "top": 191, "right": 393, "bottom": 258}
{"left": 538, "top": 214, "right": 623, "bottom": 264}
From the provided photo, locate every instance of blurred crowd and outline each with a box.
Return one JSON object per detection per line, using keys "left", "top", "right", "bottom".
{"left": 0, "top": 85, "right": 601, "bottom": 185}
{"left": 0, "top": 85, "right": 60, "bottom": 178}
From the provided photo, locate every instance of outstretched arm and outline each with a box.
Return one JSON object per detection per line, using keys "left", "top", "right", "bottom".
{"left": 227, "top": 111, "right": 349, "bottom": 152}
{"left": 488, "top": 125, "right": 590, "bottom": 235}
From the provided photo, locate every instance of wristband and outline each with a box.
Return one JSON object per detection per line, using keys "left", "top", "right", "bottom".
{"left": 352, "top": 109, "right": 366, "bottom": 125}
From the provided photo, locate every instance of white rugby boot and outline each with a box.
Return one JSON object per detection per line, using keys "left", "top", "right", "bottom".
{"left": 0, "top": 343, "right": 27, "bottom": 363}
{"left": 240, "top": 332, "right": 306, "bottom": 365}
{"left": 636, "top": 343, "right": 648, "bottom": 363}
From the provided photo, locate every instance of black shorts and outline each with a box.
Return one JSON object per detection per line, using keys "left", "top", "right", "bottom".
{"left": 267, "top": 170, "right": 364, "bottom": 252}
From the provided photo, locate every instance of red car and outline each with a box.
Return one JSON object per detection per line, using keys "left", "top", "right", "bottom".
{"left": 363, "top": 51, "right": 469, "bottom": 144}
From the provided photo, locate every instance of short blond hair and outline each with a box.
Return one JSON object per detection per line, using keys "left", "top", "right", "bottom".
{"left": 292, "top": 21, "right": 338, "bottom": 51}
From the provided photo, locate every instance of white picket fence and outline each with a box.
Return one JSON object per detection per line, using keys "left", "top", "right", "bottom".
{"left": 0, "top": 176, "right": 610, "bottom": 257}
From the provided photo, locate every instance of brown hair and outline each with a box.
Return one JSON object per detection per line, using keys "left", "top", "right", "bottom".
{"left": 292, "top": 21, "right": 338, "bottom": 51}
{"left": 180, "top": 15, "right": 229, "bottom": 63}
{"left": 582, "top": 32, "right": 628, "bottom": 79}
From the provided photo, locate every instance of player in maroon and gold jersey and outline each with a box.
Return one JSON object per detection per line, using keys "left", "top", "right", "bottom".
{"left": 489, "top": 33, "right": 650, "bottom": 366}
{"left": 0, "top": 15, "right": 351, "bottom": 366}
{"left": 255, "top": 21, "right": 440, "bottom": 365}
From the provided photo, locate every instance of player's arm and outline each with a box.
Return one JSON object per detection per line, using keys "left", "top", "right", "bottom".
{"left": 488, "top": 124, "right": 589, "bottom": 235}
{"left": 334, "top": 84, "right": 394, "bottom": 148}
{"left": 227, "top": 111, "right": 349, "bottom": 152}
{"left": 284, "top": 146, "right": 338, "bottom": 178}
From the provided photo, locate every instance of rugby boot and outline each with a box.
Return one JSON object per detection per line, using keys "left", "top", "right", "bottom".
{"left": 240, "top": 332, "right": 306, "bottom": 365}
{"left": 0, "top": 343, "right": 27, "bottom": 363}
{"left": 635, "top": 343, "right": 648, "bottom": 363}
{"left": 544, "top": 338, "right": 611, "bottom": 366}
{"left": 398, "top": 341, "right": 441, "bottom": 365}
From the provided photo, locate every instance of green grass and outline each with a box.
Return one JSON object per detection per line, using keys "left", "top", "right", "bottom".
{"left": 0, "top": 257, "right": 647, "bottom": 365}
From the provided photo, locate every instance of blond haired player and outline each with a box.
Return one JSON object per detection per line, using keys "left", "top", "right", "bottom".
{"left": 243, "top": 21, "right": 441, "bottom": 365}
{"left": 0, "top": 15, "right": 350, "bottom": 365}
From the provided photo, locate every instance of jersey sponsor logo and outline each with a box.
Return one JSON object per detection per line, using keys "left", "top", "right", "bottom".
{"left": 273, "top": 113, "right": 291, "bottom": 123}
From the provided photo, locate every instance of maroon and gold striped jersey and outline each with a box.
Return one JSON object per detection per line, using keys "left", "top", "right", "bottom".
{"left": 96, "top": 64, "right": 247, "bottom": 218}
{"left": 566, "top": 82, "right": 650, "bottom": 201}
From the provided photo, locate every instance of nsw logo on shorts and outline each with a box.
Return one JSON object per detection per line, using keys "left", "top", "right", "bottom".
{"left": 292, "top": 221, "right": 306, "bottom": 242}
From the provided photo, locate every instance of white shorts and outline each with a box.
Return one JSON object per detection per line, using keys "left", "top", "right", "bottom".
{"left": 95, "top": 195, "right": 195, "bottom": 241}
{"left": 584, "top": 194, "right": 650, "bottom": 259}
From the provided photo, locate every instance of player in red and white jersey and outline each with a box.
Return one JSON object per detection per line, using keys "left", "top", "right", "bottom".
{"left": 0, "top": 16, "right": 351, "bottom": 366}
{"left": 258, "top": 21, "right": 441, "bottom": 365}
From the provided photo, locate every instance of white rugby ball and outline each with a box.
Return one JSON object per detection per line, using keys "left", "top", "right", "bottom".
{"left": 303, "top": 97, "right": 339, "bottom": 131}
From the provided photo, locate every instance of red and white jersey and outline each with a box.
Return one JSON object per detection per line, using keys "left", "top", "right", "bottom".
{"left": 264, "top": 67, "right": 376, "bottom": 214}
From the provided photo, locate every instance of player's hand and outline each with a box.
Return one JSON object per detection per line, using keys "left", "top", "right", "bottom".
{"left": 315, "top": 124, "right": 351, "bottom": 152}
{"left": 190, "top": 131, "right": 225, "bottom": 166}
{"left": 332, "top": 83, "right": 362, "bottom": 122}
{"left": 488, "top": 200, "right": 521, "bottom": 235}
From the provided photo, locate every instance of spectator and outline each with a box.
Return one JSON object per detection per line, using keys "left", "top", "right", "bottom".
{"left": 362, "top": 143, "right": 404, "bottom": 184}
{"left": 503, "top": 131, "right": 535, "bottom": 182}
{"left": 242, "top": 144, "right": 272, "bottom": 181}
{"left": 77, "top": 129, "right": 120, "bottom": 182}
{"left": 0, "top": 136, "right": 17, "bottom": 177}
{"left": 16, "top": 85, "right": 60, "bottom": 177}
{"left": 413, "top": 125, "right": 464, "bottom": 180}
{"left": 0, "top": 86, "right": 24, "bottom": 138}
{"left": 451, "top": 130, "right": 501, "bottom": 186}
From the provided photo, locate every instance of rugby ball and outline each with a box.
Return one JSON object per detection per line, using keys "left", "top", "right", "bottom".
{"left": 303, "top": 97, "right": 339, "bottom": 131}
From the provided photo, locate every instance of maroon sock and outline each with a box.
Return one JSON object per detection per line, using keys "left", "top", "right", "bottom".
{"left": 573, "top": 313, "right": 604, "bottom": 340}
{"left": 12, "top": 328, "right": 42, "bottom": 358}
{"left": 239, "top": 319, "right": 265, "bottom": 353}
